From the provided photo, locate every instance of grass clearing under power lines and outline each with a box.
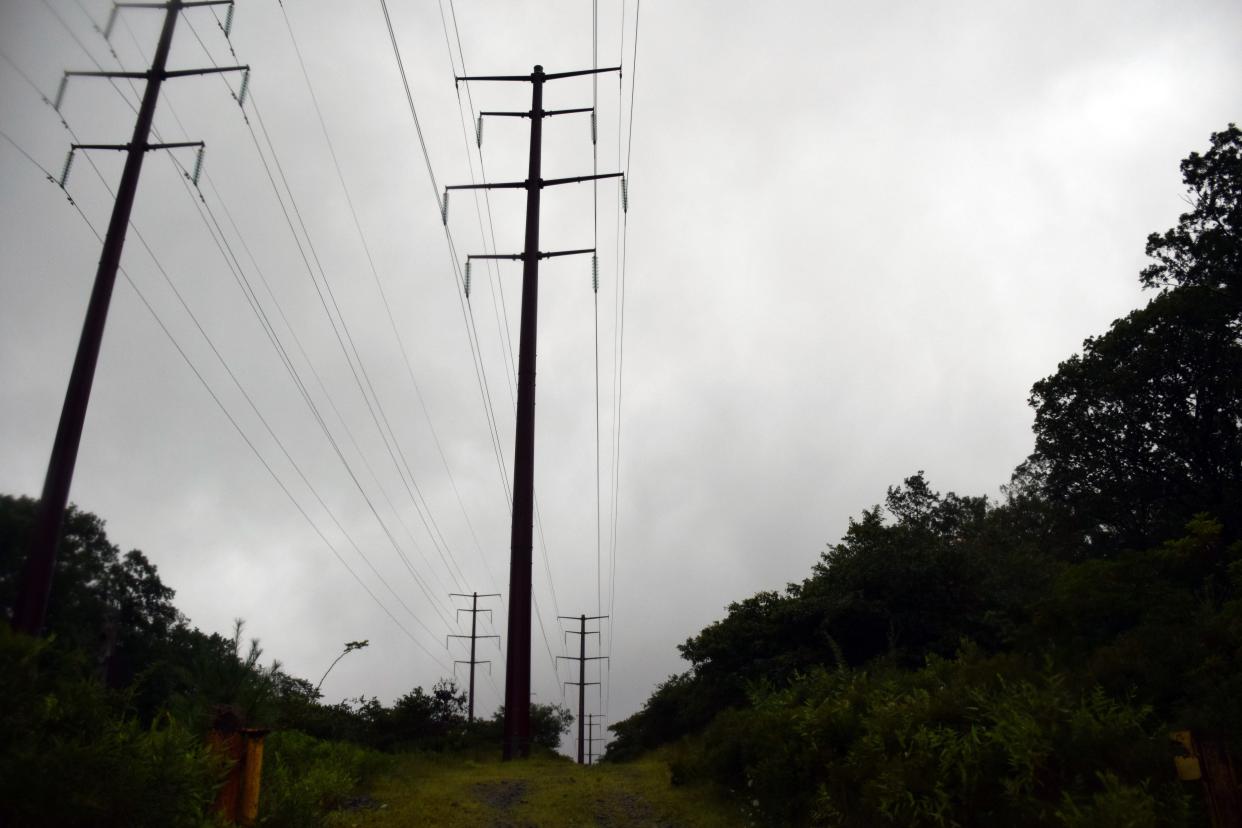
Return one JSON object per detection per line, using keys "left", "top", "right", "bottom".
{"left": 330, "top": 748, "right": 746, "bottom": 827}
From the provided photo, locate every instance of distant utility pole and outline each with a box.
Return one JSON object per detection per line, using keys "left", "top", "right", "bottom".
{"left": 448, "top": 592, "right": 501, "bottom": 723}
{"left": 584, "top": 715, "right": 604, "bottom": 765}
{"left": 446, "top": 63, "right": 621, "bottom": 760}
{"left": 11, "top": 0, "right": 248, "bottom": 636}
{"left": 558, "top": 613, "right": 608, "bottom": 764}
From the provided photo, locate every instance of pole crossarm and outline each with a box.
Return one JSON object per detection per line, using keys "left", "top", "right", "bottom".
{"left": 72, "top": 141, "right": 204, "bottom": 151}
{"left": 468, "top": 248, "right": 595, "bottom": 263}
{"left": 542, "top": 172, "right": 623, "bottom": 188}
{"left": 544, "top": 66, "right": 621, "bottom": 81}
{"left": 563, "top": 681, "right": 602, "bottom": 687}
{"left": 454, "top": 660, "right": 492, "bottom": 675}
{"left": 451, "top": 593, "right": 502, "bottom": 599}
{"left": 459, "top": 66, "right": 622, "bottom": 84}
{"left": 63, "top": 65, "right": 245, "bottom": 80}
{"left": 456, "top": 73, "right": 534, "bottom": 83}
{"left": 446, "top": 181, "right": 526, "bottom": 192}
{"left": 65, "top": 70, "right": 149, "bottom": 79}
{"left": 556, "top": 655, "right": 608, "bottom": 662}
{"left": 449, "top": 173, "right": 620, "bottom": 191}
{"left": 164, "top": 65, "right": 248, "bottom": 78}
{"left": 560, "top": 615, "right": 609, "bottom": 622}
{"left": 114, "top": 0, "right": 234, "bottom": 6}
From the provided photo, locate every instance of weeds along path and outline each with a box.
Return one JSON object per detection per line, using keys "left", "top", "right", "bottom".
{"left": 338, "top": 751, "right": 743, "bottom": 827}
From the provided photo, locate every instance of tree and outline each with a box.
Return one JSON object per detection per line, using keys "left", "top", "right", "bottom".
{"left": 1141, "top": 124, "right": 1241, "bottom": 294}
{"left": 377, "top": 678, "right": 468, "bottom": 750}
{"left": 1026, "top": 125, "right": 1242, "bottom": 550}
{"left": 0, "top": 495, "right": 181, "bottom": 685}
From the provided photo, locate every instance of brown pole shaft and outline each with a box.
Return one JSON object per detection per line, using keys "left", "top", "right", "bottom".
{"left": 12, "top": 0, "right": 182, "bottom": 635}
{"left": 503, "top": 65, "right": 544, "bottom": 760}
{"left": 468, "top": 592, "right": 477, "bottom": 723}
{"left": 577, "top": 614, "right": 586, "bottom": 764}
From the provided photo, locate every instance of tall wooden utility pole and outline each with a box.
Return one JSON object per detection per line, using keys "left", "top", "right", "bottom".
{"left": 12, "top": 0, "right": 247, "bottom": 636}
{"left": 448, "top": 592, "right": 500, "bottom": 723}
{"left": 559, "top": 613, "right": 607, "bottom": 764}
{"left": 446, "top": 64, "right": 620, "bottom": 759}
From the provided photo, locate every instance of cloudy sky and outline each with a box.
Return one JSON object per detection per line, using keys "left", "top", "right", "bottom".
{"left": 2, "top": 0, "right": 1240, "bottom": 754}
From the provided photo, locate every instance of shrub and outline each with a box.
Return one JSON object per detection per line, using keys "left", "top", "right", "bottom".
{"left": 0, "top": 626, "right": 223, "bottom": 827}
{"left": 258, "top": 729, "right": 389, "bottom": 827}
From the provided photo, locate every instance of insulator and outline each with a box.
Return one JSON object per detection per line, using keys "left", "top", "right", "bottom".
{"left": 476, "top": 115, "right": 483, "bottom": 148}
{"left": 237, "top": 69, "right": 250, "bottom": 108}
{"left": 192, "top": 145, "right": 205, "bottom": 186}
{"left": 223, "top": 3, "right": 235, "bottom": 37}
{"left": 464, "top": 260, "right": 472, "bottom": 298}
{"left": 59, "top": 148, "right": 75, "bottom": 188}
{"left": 104, "top": 5, "right": 119, "bottom": 40}
{"left": 591, "top": 111, "right": 597, "bottom": 145}
{"left": 54, "top": 74, "right": 68, "bottom": 112}
{"left": 621, "top": 174, "right": 628, "bottom": 213}
{"left": 441, "top": 190, "right": 449, "bottom": 225}
{"left": 591, "top": 254, "right": 599, "bottom": 293}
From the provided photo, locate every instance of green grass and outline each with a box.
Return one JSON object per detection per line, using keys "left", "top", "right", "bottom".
{"left": 328, "top": 748, "right": 746, "bottom": 827}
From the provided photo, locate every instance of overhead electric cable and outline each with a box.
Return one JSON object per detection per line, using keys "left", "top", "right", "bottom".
{"left": 274, "top": 4, "right": 478, "bottom": 592}
{"left": 112, "top": 13, "right": 462, "bottom": 624}
{"left": 0, "top": 125, "right": 448, "bottom": 669}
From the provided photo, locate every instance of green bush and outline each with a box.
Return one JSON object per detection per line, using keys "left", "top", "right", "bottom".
{"left": 258, "top": 729, "right": 389, "bottom": 827}
{"left": 670, "top": 649, "right": 1190, "bottom": 827}
{"left": 0, "top": 626, "right": 224, "bottom": 827}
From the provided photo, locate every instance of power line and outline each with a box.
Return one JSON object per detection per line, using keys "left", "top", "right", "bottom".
{"left": 163, "top": 15, "right": 461, "bottom": 620}
{"left": 88, "top": 10, "right": 461, "bottom": 635}
{"left": 273, "top": 4, "right": 475, "bottom": 594}
{"left": 0, "top": 124, "right": 449, "bottom": 671}
{"left": 113, "top": 6, "right": 463, "bottom": 633}
{"left": 605, "top": 0, "right": 641, "bottom": 718}
{"left": 380, "top": 0, "right": 517, "bottom": 522}
{"left": 376, "top": 3, "right": 574, "bottom": 696}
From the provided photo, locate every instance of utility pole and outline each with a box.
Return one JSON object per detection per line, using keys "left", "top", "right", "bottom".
{"left": 584, "top": 714, "right": 604, "bottom": 765}
{"left": 558, "top": 613, "right": 607, "bottom": 764}
{"left": 446, "top": 64, "right": 620, "bottom": 760}
{"left": 448, "top": 592, "right": 500, "bottom": 723}
{"left": 11, "top": 0, "right": 248, "bottom": 636}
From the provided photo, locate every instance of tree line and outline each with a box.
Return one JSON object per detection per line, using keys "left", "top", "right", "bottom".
{"left": 0, "top": 494, "right": 572, "bottom": 826}
{"left": 605, "top": 125, "right": 1242, "bottom": 826}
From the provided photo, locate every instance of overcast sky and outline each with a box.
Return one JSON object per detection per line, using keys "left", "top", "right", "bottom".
{"left": 2, "top": 0, "right": 1240, "bottom": 755}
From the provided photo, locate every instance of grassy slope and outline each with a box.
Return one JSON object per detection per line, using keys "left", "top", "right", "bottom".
{"left": 331, "top": 749, "right": 745, "bottom": 827}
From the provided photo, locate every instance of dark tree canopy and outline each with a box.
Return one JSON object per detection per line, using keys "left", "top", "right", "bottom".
{"left": 1027, "top": 125, "right": 1242, "bottom": 550}
{"left": 1, "top": 495, "right": 181, "bottom": 683}
{"left": 1142, "top": 124, "right": 1242, "bottom": 293}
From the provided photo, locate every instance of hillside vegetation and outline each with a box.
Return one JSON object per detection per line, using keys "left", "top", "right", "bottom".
{"left": 605, "top": 125, "right": 1242, "bottom": 826}
{"left": 2, "top": 125, "right": 1238, "bottom": 826}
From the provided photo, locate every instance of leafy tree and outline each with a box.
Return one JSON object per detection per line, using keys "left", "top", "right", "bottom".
{"left": 530, "top": 701, "right": 575, "bottom": 750}
{"left": 373, "top": 678, "right": 467, "bottom": 750}
{"left": 0, "top": 495, "right": 182, "bottom": 686}
{"left": 1141, "top": 124, "right": 1241, "bottom": 294}
{"left": 1026, "top": 125, "right": 1242, "bottom": 550}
